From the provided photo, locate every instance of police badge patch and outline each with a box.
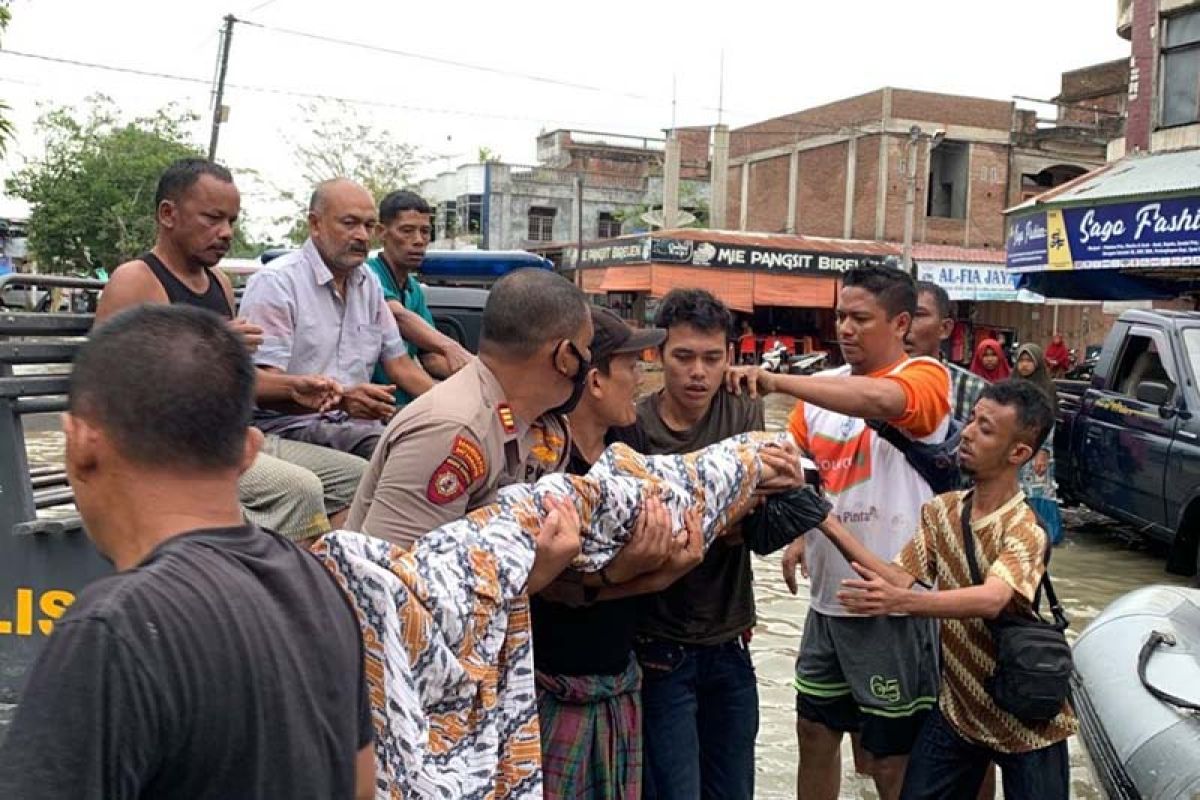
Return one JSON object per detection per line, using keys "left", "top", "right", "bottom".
{"left": 426, "top": 435, "right": 488, "bottom": 505}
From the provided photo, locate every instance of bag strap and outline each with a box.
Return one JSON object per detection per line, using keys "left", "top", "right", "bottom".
{"left": 864, "top": 418, "right": 912, "bottom": 452}
{"left": 864, "top": 419, "right": 940, "bottom": 490}
{"left": 960, "top": 492, "right": 1068, "bottom": 631}
{"left": 960, "top": 493, "right": 986, "bottom": 586}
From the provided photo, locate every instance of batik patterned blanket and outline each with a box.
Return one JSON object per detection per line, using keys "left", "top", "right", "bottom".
{"left": 315, "top": 432, "right": 781, "bottom": 800}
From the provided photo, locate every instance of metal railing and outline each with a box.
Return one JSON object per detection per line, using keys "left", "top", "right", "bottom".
{"left": 0, "top": 274, "right": 112, "bottom": 702}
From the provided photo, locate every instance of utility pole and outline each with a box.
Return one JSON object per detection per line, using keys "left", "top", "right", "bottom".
{"left": 902, "top": 125, "right": 920, "bottom": 275}
{"left": 575, "top": 173, "right": 585, "bottom": 286}
{"left": 902, "top": 126, "right": 945, "bottom": 274}
{"left": 208, "top": 14, "right": 236, "bottom": 161}
{"left": 663, "top": 132, "right": 681, "bottom": 229}
{"left": 710, "top": 125, "right": 730, "bottom": 229}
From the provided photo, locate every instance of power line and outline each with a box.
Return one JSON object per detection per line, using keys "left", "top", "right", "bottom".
{"left": 1, "top": 46, "right": 895, "bottom": 150}
{"left": 243, "top": 0, "right": 282, "bottom": 13}
{"left": 0, "top": 48, "right": 615, "bottom": 126}
{"left": 238, "top": 17, "right": 729, "bottom": 114}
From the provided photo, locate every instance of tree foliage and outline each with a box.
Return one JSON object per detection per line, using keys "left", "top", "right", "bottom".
{"left": 285, "top": 101, "right": 425, "bottom": 206}
{"left": 615, "top": 181, "right": 710, "bottom": 233}
{"left": 5, "top": 97, "right": 205, "bottom": 273}
{"left": 0, "top": 1, "right": 15, "bottom": 156}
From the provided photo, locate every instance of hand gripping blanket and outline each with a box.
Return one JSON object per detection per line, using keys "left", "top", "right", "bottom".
{"left": 315, "top": 432, "right": 784, "bottom": 800}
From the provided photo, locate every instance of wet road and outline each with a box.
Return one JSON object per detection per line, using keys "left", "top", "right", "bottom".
{"left": 12, "top": 391, "right": 1195, "bottom": 798}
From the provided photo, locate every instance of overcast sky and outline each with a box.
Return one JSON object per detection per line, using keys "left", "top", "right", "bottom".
{"left": 0, "top": 0, "right": 1129, "bottom": 234}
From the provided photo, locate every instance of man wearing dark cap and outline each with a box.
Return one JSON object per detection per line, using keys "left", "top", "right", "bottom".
{"left": 532, "top": 307, "right": 706, "bottom": 800}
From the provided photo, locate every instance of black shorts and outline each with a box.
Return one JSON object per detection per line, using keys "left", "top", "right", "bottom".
{"left": 794, "top": 609, "right": 939, "bottom": 757}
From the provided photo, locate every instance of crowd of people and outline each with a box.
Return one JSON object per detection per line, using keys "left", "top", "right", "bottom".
{"left": 0, "top": 157, "right": 1077, "bottom": 800}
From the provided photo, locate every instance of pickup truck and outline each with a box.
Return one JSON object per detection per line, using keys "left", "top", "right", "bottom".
{"left": 0, "top": 272, "right": 488, "bottom": 703}
{"left": 1054, "top": 309, "right": 1200, "bottom": 576}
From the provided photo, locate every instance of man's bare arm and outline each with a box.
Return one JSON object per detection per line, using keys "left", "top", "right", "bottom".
{"left": 816, "top": 515, "right": 916, "bottom": 589}
{"left": 733, "top": 371, "right": 908, "bottom": 420}
{"left": 385, "top": 299, "right": 471, "bottom": 375}
{"left": 420, "top": 352, "right": 455, "bottom": 380}
{"left": 382, "top": 355, "right": 435, "bottom": 398}
{"left": 95, "top": 262, "right": 168, "bottom": 323}
{"left": 840, "top": 566, "right": 1013, "bottom": 620}
{"left": 354, "top": 745, "right": 375, "bottom": 800}
{"left": 255, "top": 366, "right": 341, "bottom": 412}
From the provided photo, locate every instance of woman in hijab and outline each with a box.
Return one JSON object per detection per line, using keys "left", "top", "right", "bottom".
{"left": 1014, "top": 343, "right": 1063, "bottom": 544}
{"left": 1045, "top": 333, "right": 1071, "bottom": 378}
{"left": 969, "top": 338, "right": 1011, "bottom": 382}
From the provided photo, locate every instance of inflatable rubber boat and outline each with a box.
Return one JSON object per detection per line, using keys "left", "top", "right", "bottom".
{"left": 1071, "top": 585, "right": 1200, "bottom": 799}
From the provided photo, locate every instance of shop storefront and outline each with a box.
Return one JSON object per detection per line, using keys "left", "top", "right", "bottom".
{"left": 1006, "top": 149, "right": 1200, "bottom": 301}
{"left": 913, "top": 245, "right": 1104, "bottom": 362}
{"left": 573, "top": 229, "right": 899, "bottom": 356}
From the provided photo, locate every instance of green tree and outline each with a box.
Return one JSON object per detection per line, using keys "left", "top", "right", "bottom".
{"left": 5, "top": 97, "right": 203, "bottom": 273}
{"left": 0, "top": 1, "right": 15, "bottom": 156}
{"left": 274, "top": 101, "right": 425, "bottom": 245}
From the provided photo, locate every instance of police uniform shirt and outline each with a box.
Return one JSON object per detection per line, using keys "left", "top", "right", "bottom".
{"left": 345, "top": 359, "right": 570, "bottom": 548}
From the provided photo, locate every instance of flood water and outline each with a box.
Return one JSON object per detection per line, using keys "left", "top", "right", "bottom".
{"left": 16, "top": 386, "right": 1195, "bottom": 798}
{"left": 750, "top": 391, "right": 1192, "bottom": 799}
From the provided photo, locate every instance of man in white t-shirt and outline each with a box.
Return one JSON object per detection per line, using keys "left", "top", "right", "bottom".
{"left": 731, "top": 264, "right": 950, "bottom": 800}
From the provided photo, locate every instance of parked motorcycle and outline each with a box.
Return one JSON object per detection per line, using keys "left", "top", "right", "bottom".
{"left": 760, "top": 343, "right": 828, "bottom": 375}
{"left": 1065, "top": 353, "right": 1098, "bottom": 381}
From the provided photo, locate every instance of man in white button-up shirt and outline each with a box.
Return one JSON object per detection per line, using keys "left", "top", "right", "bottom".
{"left": 241, "top": 178, "right": 434, "bottom": 459}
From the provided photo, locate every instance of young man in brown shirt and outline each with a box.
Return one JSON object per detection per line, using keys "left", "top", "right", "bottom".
{"left": 811, "top": 379, "right": 1076, "bottom": 800}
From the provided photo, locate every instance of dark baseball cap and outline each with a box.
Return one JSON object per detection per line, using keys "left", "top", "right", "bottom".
{"left": 589, "top": 306, "right": 666, "bottom": 363}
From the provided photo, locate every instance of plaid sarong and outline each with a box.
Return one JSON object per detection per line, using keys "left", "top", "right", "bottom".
{"left": 537, "top": 657, "right": 642, "bottom": 800}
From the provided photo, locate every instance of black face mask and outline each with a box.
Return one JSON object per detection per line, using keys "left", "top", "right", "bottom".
{"left": 548, "top": 340, "right": 591, "bottom": 416}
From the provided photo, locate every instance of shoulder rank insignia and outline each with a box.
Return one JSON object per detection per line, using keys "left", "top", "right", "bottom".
{"left": 426, "top": 435, "right": 488, "bottom": 505}
{"left": 497, "top": 403, "right": 517, "bottom": 435}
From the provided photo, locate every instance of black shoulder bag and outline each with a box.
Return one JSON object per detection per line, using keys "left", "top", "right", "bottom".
{"left": 961, "top": 493, "right": 1073, "bottom": 722}
{"left": 865, "top": 417, "right": 964, "bottom": 494}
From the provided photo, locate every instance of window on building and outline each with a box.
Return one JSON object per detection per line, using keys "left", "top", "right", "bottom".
{"left": 926, "top": 140, "right": 969, "bottom": 219}
{"left": 528, "top": 207, "right": 556, "bottom": 242}
{"left": 459, "top": 194, "right": 482, "bottom": 235}
{"left": 597, "top": 211, "right": 621, "bottom": 239}
{"left": 1161, "top": 9, "right": 1200, "bottom": 127}
{"left": 439, "top": 200, "right": 458, "bottom": 240}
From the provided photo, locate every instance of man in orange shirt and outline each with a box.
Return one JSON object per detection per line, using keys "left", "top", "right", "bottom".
{"left": 730, "top": 265, "right": 950, "bottom": 800}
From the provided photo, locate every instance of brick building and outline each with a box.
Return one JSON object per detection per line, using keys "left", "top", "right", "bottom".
{"left": 1111, "top": 0, "right": 1200, "bottom": 155}
{"left": 720, "top": 83, "right": 1129, "bottom": 356}
{"left": 1003, "top": 0, "right": 1200, "bottom": 330}
{"left": 726, "top": 86, "right": 1110, "bottom": 249}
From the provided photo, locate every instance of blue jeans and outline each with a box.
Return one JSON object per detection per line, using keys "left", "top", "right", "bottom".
{"left": 636, "top": 637, "right": 758, "bottom": 800}
{"left": 900, "top": 709, "right": 1069, "bottom": 800}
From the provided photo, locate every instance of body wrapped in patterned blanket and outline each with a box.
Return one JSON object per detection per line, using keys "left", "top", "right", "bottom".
{"left": 315, "top": 431, "right": 806, "bottom": 800}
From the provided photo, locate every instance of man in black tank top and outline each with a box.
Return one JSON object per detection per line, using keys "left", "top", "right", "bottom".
{"left": 97, "top": 159, "right": 366, "bottom": 544}
{"left": 139, "top": 250, "right": 233, "bottom": 317}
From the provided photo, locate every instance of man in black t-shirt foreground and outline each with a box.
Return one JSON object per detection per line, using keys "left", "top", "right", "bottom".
{"left": 0, "top": 305, "right": 374, "bottom": 800}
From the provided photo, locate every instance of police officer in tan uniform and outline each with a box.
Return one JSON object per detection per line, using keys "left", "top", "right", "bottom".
{"left": 347, "top": 268, "right": 593, "bottom": 548}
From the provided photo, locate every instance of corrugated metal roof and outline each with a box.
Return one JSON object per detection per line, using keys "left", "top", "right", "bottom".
{"left": 1007, "top": 149, "right": 1200, "bottom": 213}
{"left": 912, "top": 244, "right": 1006, "bottom": 264}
